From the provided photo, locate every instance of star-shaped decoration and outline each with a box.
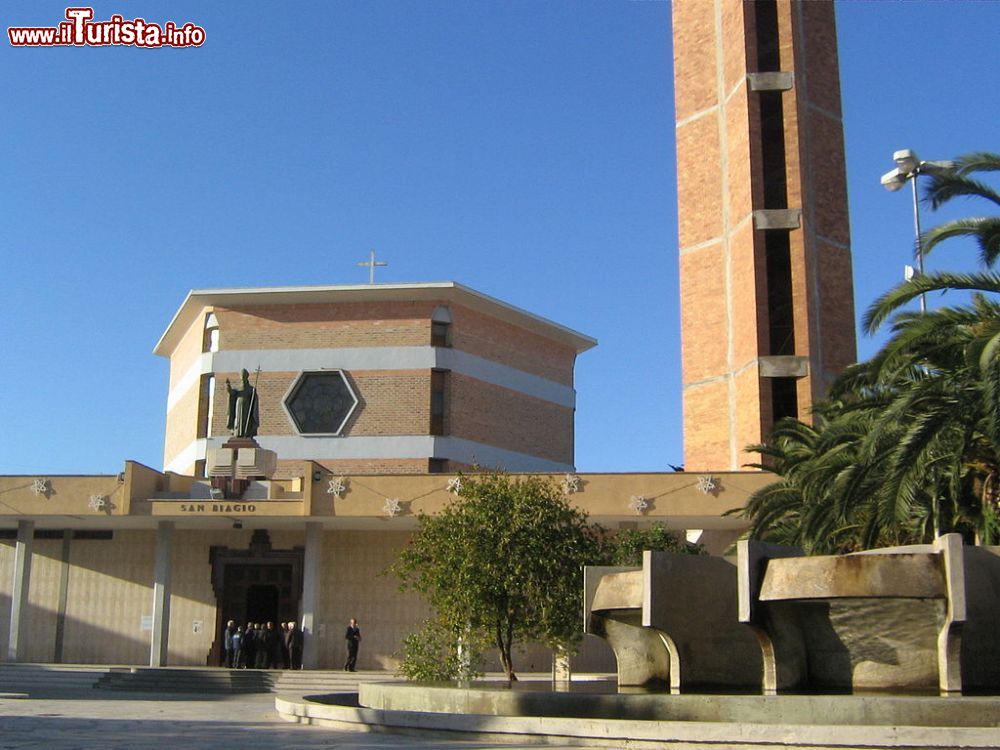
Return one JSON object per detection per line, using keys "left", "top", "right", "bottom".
{"left": 31, "top": 478, "right": 49, "bottom": 497}
{"left": 628, "top": 495, "right": 649, "bottom": 515}
{"left": 88, "top": 495, "right": 107, "bottom": 512}
{"left": 327, "top": 476, "right": 348, "bottom": 498}
{"left": 560, "top": 474, "right": 581, "bottom": 495}
{"left": 446, "top": 477, "right": 463, "bottom": 495}
{"left": 383, "top": 497, "right": 402, "bottom": 517}
{"left": 696, "top": 475, "right": 718, "bottom": 495}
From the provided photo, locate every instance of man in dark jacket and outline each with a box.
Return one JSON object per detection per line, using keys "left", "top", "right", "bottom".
{"left": 242, "top": 622, "right": 256, "bottom": 669}
{"left": 222, "top": 620, "right": 236, "bottom": 668}
{"left": 285, "top": 621, "right": 304, "bottom": 670}
{"left": 264, "top": 622, "right": 281, "bottom": 668}
{"left": 344, "top": 618, "right": 361, "bottom": 672}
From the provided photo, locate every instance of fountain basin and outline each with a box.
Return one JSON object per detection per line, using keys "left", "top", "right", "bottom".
{"left": 276, "top": 682, "right": 1000, "bottom": 749}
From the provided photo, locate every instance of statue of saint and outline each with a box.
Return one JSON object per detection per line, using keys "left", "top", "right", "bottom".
{"left": 226, "top": 368, "right": 259, "bottom": 438}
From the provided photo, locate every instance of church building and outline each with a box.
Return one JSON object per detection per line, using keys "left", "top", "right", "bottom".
{"left": 1, "top": 0, "right": 854, "bottom": 673}
{"left": 156, "top": 282, "right": 594, "bottom": 479}
{"left": 1, "top": 281, "right": 772, "bottom": 670}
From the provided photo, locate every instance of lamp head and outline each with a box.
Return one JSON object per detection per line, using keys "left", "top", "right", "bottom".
{"left": 893, "top": 149, "right": 920, "bottom": 175}
{"left": 881, "top": 168, "right": 908, "bottom": 192}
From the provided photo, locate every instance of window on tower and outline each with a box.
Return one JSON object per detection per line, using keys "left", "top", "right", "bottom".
{"left": 430, "top": 369, "right": 449, "bottom": 436}
{"left": 203, "top": 312, "right": 220, "bottom": 353}
{"left": 431, "top": 305, "right": 452, "bottom": 347}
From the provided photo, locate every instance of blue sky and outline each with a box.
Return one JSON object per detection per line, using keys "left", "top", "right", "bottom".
{"left": 1, "top": 1, "right": 997, "bottom": 475}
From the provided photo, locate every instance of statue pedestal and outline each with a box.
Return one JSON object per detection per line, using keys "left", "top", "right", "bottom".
{"left": 207, "top": 439, "right": 278, "bottom": 499}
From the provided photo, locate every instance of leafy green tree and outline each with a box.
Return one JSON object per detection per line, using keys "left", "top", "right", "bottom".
{"left": 395, "top": 617, "right": 489, "bottom": 682}
{"left": 606, "top": 523, "right": 704, "bottom": 565}
{"left": 390, "top": 472, "right": 602, "bottom": 681}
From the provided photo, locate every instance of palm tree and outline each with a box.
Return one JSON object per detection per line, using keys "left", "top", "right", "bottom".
{"left": 859, "top": 151, "right": 1000, "bottom": 544}
{"left": 740, "top": 394, "right": 912, "bottom": 554}
{"left": 921, "top": 152, "right": 1000, "bottom": 266}
{"left": 740, "top": 151, "right": 1000, "bottom": 549}
{"left": 860, "top": 293, "right": 1000, "bottom": 544}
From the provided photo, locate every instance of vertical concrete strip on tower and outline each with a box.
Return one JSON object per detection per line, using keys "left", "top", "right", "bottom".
{"left": 674, "top": 0, "right": 856, "bottom": 471}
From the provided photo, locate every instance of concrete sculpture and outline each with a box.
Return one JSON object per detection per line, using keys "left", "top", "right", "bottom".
{"left": 585, "top": 535, "right": 1000, "bottom": 695}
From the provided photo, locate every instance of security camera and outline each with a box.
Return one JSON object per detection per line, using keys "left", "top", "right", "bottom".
{"left": 233, "top": 520, "right": 243, "bottom": 530}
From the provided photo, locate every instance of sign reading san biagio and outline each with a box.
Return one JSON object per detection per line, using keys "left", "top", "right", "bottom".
{"left": 151, "top": 500, "right": 303, "bottom": 516}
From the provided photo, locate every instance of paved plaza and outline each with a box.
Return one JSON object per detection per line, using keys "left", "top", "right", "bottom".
{"left": 0, "top": 690, "right": 582, "bottom": 750}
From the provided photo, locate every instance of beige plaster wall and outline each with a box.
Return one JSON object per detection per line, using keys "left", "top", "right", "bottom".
{"left": 21, "top": 538, "right": 62, "bottom": 662}
{"left": 309, "top": 528, "right": 609, "bottom": 673}
{"left": 307, "top": 471, "right": 774, "bottom": 522}
{"left": 0, "top": 475, "right": 124, "bottom": 518}
{"left": 62, "top": 531, "right": 155, "bottom": 665}
{"left": 313, "top": 529, "right": 430, "bottom": 670}
{"left": 0, "top": 533, "right": 155, "bottom": 665}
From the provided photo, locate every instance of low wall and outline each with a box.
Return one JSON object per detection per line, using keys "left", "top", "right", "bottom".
{"left": 274, "top": 684, "right": 1000, "bottom": 749}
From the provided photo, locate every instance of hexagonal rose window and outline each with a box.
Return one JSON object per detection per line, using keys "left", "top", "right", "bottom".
{"left": 283, "top": 370, "right": 359, "bottom": 435}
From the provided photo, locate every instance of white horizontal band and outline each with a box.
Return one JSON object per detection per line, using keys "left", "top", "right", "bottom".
{"left": 166, "top": 346, "right": 576, "bottom": 415}
{"left": 164, "top": 436, "right": 574, "bottom": 475}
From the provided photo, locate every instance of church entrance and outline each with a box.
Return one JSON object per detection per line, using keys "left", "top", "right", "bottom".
{"left": 246, "top": 583, "right": 280, "bottom": 624}
{"left": 208, "top": 530, "right": 304, "bottom": 666}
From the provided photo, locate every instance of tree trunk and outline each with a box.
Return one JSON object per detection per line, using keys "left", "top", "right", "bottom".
{"left": 981, "top": 470, "right": 997, "bottom": 545}
{"left": 495, "top": 619, "right": 517, "bottom": 682}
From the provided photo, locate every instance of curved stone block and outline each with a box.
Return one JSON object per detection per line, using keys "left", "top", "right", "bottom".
{"left": 585, "top": 553, "right": 761, "bottom": 691}
{"left": 738, "top": 534, "right": 1000, "bottom": 694}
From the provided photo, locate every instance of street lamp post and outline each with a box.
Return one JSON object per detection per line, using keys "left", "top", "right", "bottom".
{"left": 880, "top": 149, "right": 954, "bottom": 312}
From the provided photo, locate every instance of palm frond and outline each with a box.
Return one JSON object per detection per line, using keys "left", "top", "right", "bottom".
{"left": 863, "top": 270, "right": 1000, "bottom": 333}
{"left": 921, "top": 217, "right": 1000, "bottom": 266}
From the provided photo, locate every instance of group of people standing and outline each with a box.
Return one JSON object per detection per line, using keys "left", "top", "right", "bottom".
{"left": 221, "top": 618, "right": 362, "bottom": 671}
{"left": 223, "top": 620, "right": 303, "bottom": 670}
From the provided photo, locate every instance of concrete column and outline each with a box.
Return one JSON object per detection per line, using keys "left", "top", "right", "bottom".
{"left": 53, "top": 530, "right": 73, "bottom": 663}
{"left": 149, "top": 521, "right": 174, "bottom": 667}
{"left": 301, "top": 522, "right": 324, "bottom": 668}
{"left": 6, "top": 520, "right": 34, "bottom": 662}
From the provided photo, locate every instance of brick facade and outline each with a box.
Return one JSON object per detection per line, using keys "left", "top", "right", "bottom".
{"left": 158, "top": 284, "right": 593, "bottom": 475}
{"left": 449, "top": 306, "right": 577, "bottom": 387}
{"left": 216, "top": 301, "right": 435, "bottom": 351}
{"left": 674, "top": 0, "right": 856, "bottom": 471}
{"left": 448, "top": 373, "right": 574, "bottom": 465}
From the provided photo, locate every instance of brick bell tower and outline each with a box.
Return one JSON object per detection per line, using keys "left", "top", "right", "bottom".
{"left": 673, "top": 0, "right": 856, "bottom": 471}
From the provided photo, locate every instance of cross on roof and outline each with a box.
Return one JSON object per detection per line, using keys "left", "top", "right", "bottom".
{"left": 357, "top": 249, "right": 388, "bottom": 285}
